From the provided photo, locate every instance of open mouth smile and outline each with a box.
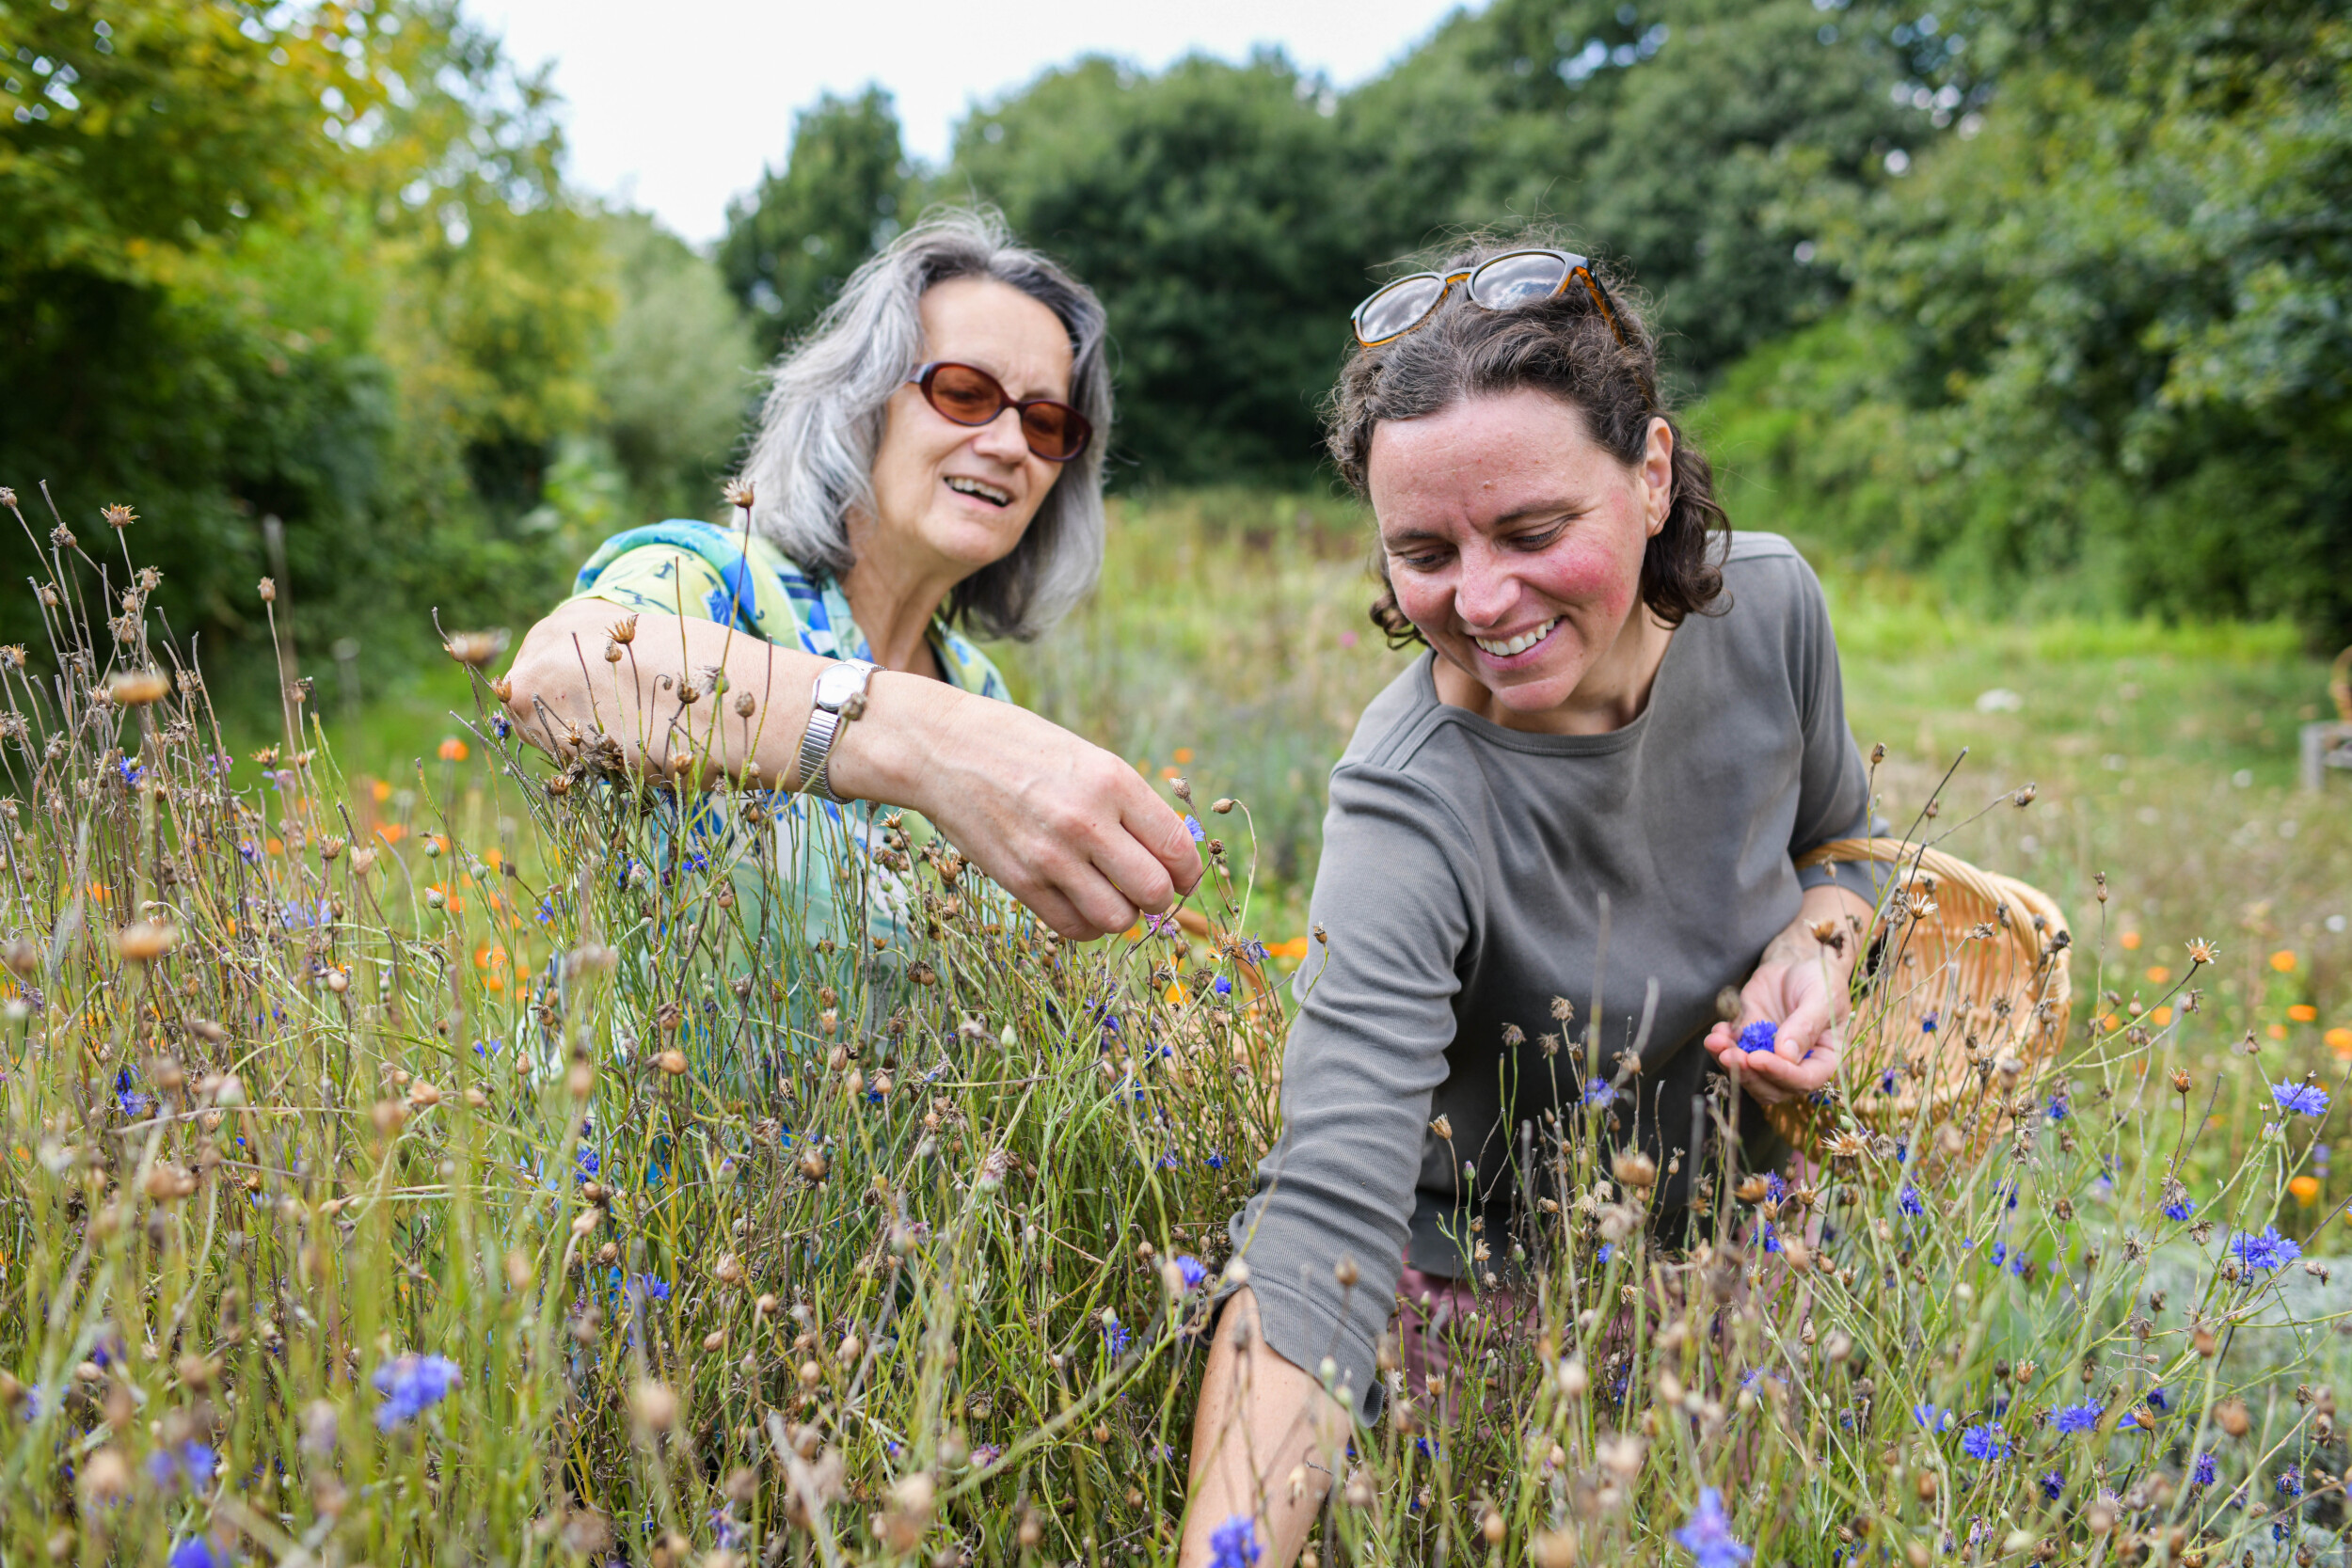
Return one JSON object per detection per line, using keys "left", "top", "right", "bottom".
{"left": 1470, "top": 618, "right": 1558, "bottom": 660}
{"left": 946, "top": 475, "right": 1013, "bottom": 508}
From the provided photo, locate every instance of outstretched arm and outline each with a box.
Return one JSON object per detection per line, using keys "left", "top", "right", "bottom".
{"left": 501, "top": 598, "right": 1200, "bottom": 940}
{"left": 1181, "top": 1287, "right": 1351, "bottom": 1568}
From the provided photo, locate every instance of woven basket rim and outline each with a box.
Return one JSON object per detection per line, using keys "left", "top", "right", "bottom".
{"left": 1763, "top": 838, "right": 2074, "bottom": 1150}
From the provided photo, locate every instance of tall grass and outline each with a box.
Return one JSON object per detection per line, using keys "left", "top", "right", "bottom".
{"left": 0, "top": 490, "right": 2344, "bottom": 1565}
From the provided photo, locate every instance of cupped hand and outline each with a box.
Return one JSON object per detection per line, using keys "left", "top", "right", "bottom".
{"left": 1701, "top": 957, "right": 1848, "bottom": 1106}
{"left": 893, "top": 687, "right": 1202, "bottom": 942}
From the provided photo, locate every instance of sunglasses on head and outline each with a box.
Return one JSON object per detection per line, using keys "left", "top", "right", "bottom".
{"left": 1349, "top": 247, "right": 1636, "bottom": 352}
{"left": 906, "top": 361, "right": 1092, "bottom": 463}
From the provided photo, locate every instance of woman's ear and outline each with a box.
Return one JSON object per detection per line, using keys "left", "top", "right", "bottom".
{"left": 1642, "top": 417, "right": 1676, "bottom": 536}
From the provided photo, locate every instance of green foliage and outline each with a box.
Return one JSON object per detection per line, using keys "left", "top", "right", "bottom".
{"left": 717, "top": 86, "right": 913, "bottom": 359}
{"left": 1701, "top": 0, "right": 2352, "bottom": 641}
{"left": 0, "top": 0, "right": 616, "bottom": 691}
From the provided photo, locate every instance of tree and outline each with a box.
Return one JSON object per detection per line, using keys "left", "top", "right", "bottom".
{"left": 718, "top": 87, "right": 912, "bottom": 360}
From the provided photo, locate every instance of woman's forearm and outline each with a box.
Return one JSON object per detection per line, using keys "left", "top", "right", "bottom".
{"left": 500, "top": 599, "right": 1201, "bottom": 940}
{"left": 1181, "top": 1288, "right": 1350, "bottom": 1568}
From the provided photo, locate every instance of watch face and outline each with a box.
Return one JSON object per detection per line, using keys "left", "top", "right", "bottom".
{"left": 814, "top": 660, "right": 870, "bottom": 710}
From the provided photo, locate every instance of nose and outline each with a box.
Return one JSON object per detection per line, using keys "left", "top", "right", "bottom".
{"left": 969, "top": 404, "right": 1031, "bottom": 467}
{"left": 1452, "top": 539, "right": 1521, "bottom": 630}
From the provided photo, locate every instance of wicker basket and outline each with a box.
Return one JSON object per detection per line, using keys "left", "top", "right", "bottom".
{"left": 1761, "top": 838, "right": 2074, "bottom": 1151}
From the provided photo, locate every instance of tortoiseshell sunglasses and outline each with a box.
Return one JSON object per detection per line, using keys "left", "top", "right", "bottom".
{"left": 1349, "top": 248, "right": 1634, "bottom": 351}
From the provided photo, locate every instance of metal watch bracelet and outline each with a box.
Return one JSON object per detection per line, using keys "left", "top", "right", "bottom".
{"left": 795, "top": 658, "right": 879, "bottom": 803}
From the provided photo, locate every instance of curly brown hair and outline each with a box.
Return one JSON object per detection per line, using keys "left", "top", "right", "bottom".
{"left": 1326, "top": 237, "right": 1728, "bottom": 648}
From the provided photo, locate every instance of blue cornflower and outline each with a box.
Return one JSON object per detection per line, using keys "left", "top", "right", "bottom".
{"left": 1913, "top": 1403, "right": 1953, "bottom": 1433}
{"left": 1204, "top": 1151, "right": 1226, "bottom": 1170}
{"left": 1990, "top": 1243, "right": 2008, "bottom": 1266}
{"left": 1414, "top": 1434, "right": 1439, "bottom": 1460}
{"left": 2053, "top": 1402, "right": 2103, "bottom": 1434}
{"left": 574, "top": 1147, "right": 600, "bottom": 1182}
{"left": 1583, "top": 1078, "right": 1616, "bottom": 1108}
{"left": 2040, "top": 1468, "right": 2065, "bottom": 1500}
{"left": 168, "top": 1539, "right": 224, "bottom": 1568}
{"left": 1213, "top": 975, "right": 1232, "bottom": 997}
{"left": 1898, "top": 1185, "right": 1924, "bottom": 1217}
{"left": 2193, "top": 1452, "right": 2217, "bottom": 1487}
{"left": 1673, "top": 1486, "right": 1752, "bottom": 1568}
{"left": 1184, "top": 816, "right": 1205, "bottom": 845}
{"left": 2232, "top": 1227, "right": 2303, "bottom": 1271}
{"left": 1921, "top": 1010, "right": 1940, "bottom": 1033}
{"left": 1765, "top": 1172, "right": 1788, "bottom": 1204}
{"left": 1174, "top": 1255, "right": 1207, "bottom": 1291}
{"left": 2164, "top": 1199, "right": 2195, "bottom": 1221}
{"left": 1760, "top": 1223, "right": 1782, "bottom": 1254}
{"left": 535, "top": 896, "right": 556, "bottom": 925}
{"left": 709, "top": 1506, "right": 745, "bottom": 1550}
{"left": 2045, "top": 1090, "right": 2069, "bottom": 1122}
{"left": 1207, "top": 1515, "right": 1259, "bottom": 1568}
{"left": 1103, "top": 1315, "right": 1130, "bottom": 1357}
{"left": 625, "top": 1274, "right": 672, "bottom": 1308}
{"left": 1736, "top": 1021, "right": 1777, "bottom": 1053}
{"left": 2010, "top": 1254, "right": 2034, "bottom": 1281}
{"left": 2273, "top": 1081, "right": 2328, "bottom": 1117}
{"left": 237, "top": 840, "right": 261, "bottom": 865}
{"left": 117, "top": 756, "right": 143, "bottom": 788}
{"left": 1241, "top": 939, "right": 1269, "bottom": 963}
{"left": 1961, "top": 1423, "right": 2010, "bottom": 1462}
{"left": 147, "top": 1438, "right": 217, "bottom": 1491}
{"left": 371, "top": 1352, "right": 460, "bottom": 1430}
{"left": 491, "top": 714, "right": 513, "bottom": 740}
{"left": 2279, "top": 1465, "right": 2303, "bottom": 1497}
{"left": 2148, "top": 1386, "right": 2170, "bottom": 1413}
{"left": 1880, "top": 1069, "right": 1898, "bottom": 1095}
{"left": 115, "top": 1068, "right": 151, "bottom": 1118}
{"left": 1597, "top": 1243, "right": 1615, "bottom": 1264}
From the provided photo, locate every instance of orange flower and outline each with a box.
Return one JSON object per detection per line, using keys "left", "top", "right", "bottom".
{"left": 1173, "top": 747, "right": 1195, "bottom": 765}
{"left": 2272, "top": 949, "right": 2299, "bottom": 974}
{"left": 375, "top": 823, "right": 407, "bottom": 845}
{"left": 2290, "top": 1175, "right": 2322, "bottom": 1207}
{"left": 1164, "top": 981, "right": 1188, "bottom": 1005}
{"left": 2144, "top": 965, "right": 2170, "bottom": 984}
{"left": 265, "top": 837, "right": 284, "bottom": 856}
{"left": 1160, "top": 767, "right": 1181, "bottom": 782}
{"left": 371, "top": 779, "right": 392, "bottom": 803}
{"left": 2152, "top": 1006, "right": 2173, "bottom": 1026}
{"left": 2267, "top": 1023, "right": 2290, "bottom": 1040}
{"left": 2289, "top": 1004, "right": 2319, "bottom": 1023}
{"left": 437, "top": 737, "right": 469, "bottom": 762}
{"left": 1264, "top": 937, "right": 1311, "bottom": 960}
{"left": 2100, "top": 1013, "right": 2120, "bottom": 1033}
{"left": 2120, "top": 931, "right": 2142, "bottom": 951}
{"left": 2328, "top": 1026, "right": 2352, "bottom": 1059}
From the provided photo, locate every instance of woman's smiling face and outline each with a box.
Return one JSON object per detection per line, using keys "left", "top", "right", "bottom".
{"left": 1368, "top": 388, "right": 1674, "bottom": 724}
{"left": 863, "top": 276, "right": 1074, "bottom": 579}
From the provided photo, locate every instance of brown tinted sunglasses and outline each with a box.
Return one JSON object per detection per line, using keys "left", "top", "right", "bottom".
{"left": 906, "top": 361, "right": 1092, "bottom": 463}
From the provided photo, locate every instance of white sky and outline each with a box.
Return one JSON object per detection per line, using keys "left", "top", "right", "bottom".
{"left": 463, "top": 0, "right": 1471, "bottom": 245}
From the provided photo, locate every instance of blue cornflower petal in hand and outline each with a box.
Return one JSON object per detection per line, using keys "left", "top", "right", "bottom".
{"left": 1736, "top": 1021, "right": 1778, "bottom": 1054}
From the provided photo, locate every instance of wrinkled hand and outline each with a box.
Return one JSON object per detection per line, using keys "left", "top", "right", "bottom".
{"left": 1701, "top": 957, "right": 1849, "bottom": 1106}
{"left": 881, "top": 687, "right": 1201, "bottom": 942}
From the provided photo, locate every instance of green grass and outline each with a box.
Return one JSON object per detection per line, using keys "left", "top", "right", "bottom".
{"left": 4, "top": 492, "right": 2348, "bottom": 1565}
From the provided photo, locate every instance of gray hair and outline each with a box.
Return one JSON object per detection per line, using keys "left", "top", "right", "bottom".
{"left": 739, "top": 206, "right": 1111, "bottom": 642}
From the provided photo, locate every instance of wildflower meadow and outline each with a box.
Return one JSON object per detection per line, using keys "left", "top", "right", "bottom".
{"left": 1, "top": 483, "right": 2349, "bottom": 1568}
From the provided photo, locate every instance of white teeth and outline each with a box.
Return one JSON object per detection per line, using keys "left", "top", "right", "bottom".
{"left": 1472, "top": 619, "right": 1557, "bottom": 658}
{"left": 946, "top": 476, "right": 1011, "bottom": 505}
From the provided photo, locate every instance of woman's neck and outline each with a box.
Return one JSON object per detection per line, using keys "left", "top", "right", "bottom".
{"left": 837, "top": 553, "right": 953, "bottom": 681}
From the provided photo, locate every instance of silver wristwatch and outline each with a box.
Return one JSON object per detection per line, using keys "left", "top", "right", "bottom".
{"left": 796, "top": 658, "right": 879, "bottom": 803}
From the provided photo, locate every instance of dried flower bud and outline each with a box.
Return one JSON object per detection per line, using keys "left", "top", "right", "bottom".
{"left": 2011, "top": 783, "right": 2037, "bottom": 807}
{"left": 2217, "top": 1399, "right": 2249, "bottom": 1436}
{"left": 734, "top": 690, "right": 755, "bottom": 719}
{"left": 106, "top": 670, "right": 168, "bottom": 706}
{"left": 656, "top": 1049, "right": 689, "bottom": 1076}
{"left": 111, "top": 920, "right": 178, "bottom": 961}
{"left": 102, "top": 503, "right": 137, "bottom": 529}
{"left": 444, "top": 631, "right": 506, "bottom": 667}
{"left": 632, "top": 1379, "right": 679, "bottom": 1432}
{"left": 1868, "top": 742, "right": 1886, "bottom": 766}
{"left": 258, "top": 578, "right": 277, "bottom": 603}
{"left": 1335, "top": 1255, "right": 1359, "bottom": 1289}
{"left": 1613, "top": 1148, "right": 1658, "bottom": 1189}
{"left": 723, "top": 478, "right": 755, "bottom": 510}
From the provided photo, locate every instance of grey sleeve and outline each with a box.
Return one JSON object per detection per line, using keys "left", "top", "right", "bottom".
{"left": 1780, "top": 555, "right": 1879, "bottom": 897}
{"left": 1224, "top": 766, "right": 1477, "bottom": 1422}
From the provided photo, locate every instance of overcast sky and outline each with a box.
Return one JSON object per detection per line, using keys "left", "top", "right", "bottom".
{"left": 463, "top": 0, "right": 1470, "bottom": 245}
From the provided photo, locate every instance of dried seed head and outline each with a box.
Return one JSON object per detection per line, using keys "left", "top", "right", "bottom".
{"left": 1869, "top": 742, "right": 1886, "bottom": 766}
{"left": 407, "top": 1080, "right": 441, "bottom": 1109}
{"left": 2011, "top": 782, "right": 2037, "bottom": 807}
{"left": 258, "top": 578, "right": 277, "bottom": 603}
{"left": 656, "top": 1049, "right": 689, "bottom": 1076}
{"left": 111, "top": 920, "right": 178, "bottom": 961}
{"left": 444, "top": 631, "right": 506, "bottom": 668}
{"left": 723, "top": 478, "right": 755, "bottom": 510}
{"left": 106, "top": 670, "right": 168, "bottom": 705}
{"left": 1334, "top": 1255, "right": 1359, "bottom": 1290}
{"left": 102, "top": 503, "right": 137, "bottom": 529}
{"left": 1531, "top": 1528, "right": 1580, "bottom": 1567}
{"left": 734, "top": 690, "right": 755, "bottom": 719}
{"left": 608, "top": 615, "right": 638, "bottom": 645}
{"left": 632, "top": 1379, "right": 680, "bottom": 1432}
{"left": 2217, "top": 1398, "right": 2249, "bottom": 1436}
{"left": 1430, "top": 1115, "right": 1454, "bottom": 1141}
{"left": 1613, "top": 1149, "right": 1658, "bottom": 1190}
{"left": 1169, "top": 775, "right": 1192, "bottom": 802}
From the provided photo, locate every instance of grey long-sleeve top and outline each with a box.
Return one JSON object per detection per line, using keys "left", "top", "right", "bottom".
{"left": 1224, "top": 533, "right": 1874, "bottom": 1420}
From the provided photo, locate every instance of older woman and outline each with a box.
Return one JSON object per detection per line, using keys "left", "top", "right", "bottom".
{"left": 1180, "top": 240, "right": 1883, "bottom": 1564}
{"left": 504, "top": 209, "right": 1195, "bottom": 942}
